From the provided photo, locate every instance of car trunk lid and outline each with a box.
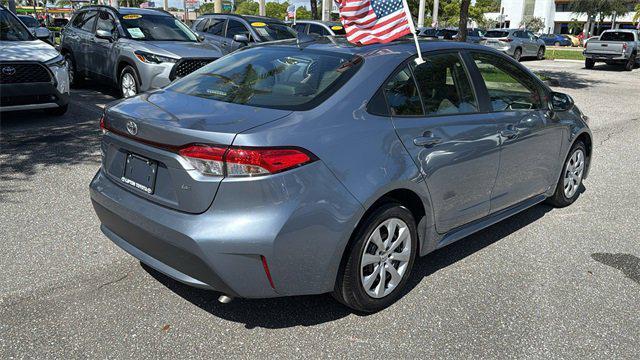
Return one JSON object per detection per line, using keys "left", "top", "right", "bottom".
{"left": 102, "top": 90, "right": 292, "bottom": 213}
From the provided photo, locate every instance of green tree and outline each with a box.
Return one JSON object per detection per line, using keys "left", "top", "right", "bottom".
{"left": 634, "top": 3, "right": 640, "bottom": 23}
{"left": 520, "top": 16, "right": 545, "bottom": 33}
{"left": 265, "top": 1, "right": 288, "bottom": 20}
{"left": 236, "top": 0, "right": 259, "bottom": 15}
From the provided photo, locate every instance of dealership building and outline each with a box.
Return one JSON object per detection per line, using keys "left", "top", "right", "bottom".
{"left": 485, "top": 0, "right": 639, "bottom": 34}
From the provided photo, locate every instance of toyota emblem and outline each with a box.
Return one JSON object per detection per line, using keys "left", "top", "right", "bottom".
{"left": 126, "top": 121, "right": 138, "bottom": 136}
{"left": 2, "top": 66, "right": 16, "bottom": 76}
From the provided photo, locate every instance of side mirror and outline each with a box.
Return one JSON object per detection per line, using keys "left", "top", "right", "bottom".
{"left": 549, "top": 91, "right": 574, "bottom": 112}
{"left": 96, "top": 29, "right": 115, "bottom": 41}
{"left": 233, "top": 34, "right": 249, "bottom": 44}
{"left": 34, "top": 27, "right": 50, "bottom": 40}
{"left": 197, "top": 34, "right": 205, "bottom": 42}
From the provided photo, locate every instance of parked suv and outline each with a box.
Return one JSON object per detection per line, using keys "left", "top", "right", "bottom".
{"left": 60, "top": 6, "right": 223, "bottom": 98}
{"left": 192, "top": 14, "right": 296, "bottom": 54}
{"left": 91, "top": 38, "right": 592, "bottom": 312}
{"left": 481, "top": 29, "right": 545, "bottom": 61}
{"left": 1, "top": 6, "right": 69, "bottom": 115}
{"left": 290, "top": 20, "right": 346, "bottom": 36}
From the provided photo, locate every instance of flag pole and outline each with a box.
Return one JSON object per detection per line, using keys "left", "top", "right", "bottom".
{"left": 400, "top": 0, "right": 424, "bottom": 64}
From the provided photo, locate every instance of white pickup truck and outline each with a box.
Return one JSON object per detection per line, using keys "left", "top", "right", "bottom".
{"left": 0, "top": 5, "right": 70, "bottom": 115}
{"left": 583, "top": 29, "right": 640, "bottom": 71}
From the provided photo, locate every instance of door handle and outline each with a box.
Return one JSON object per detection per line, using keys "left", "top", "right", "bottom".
{"left": 413, "top": 135, "right": 442, "bottom": 147}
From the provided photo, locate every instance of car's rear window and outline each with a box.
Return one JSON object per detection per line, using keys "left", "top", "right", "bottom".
{"left": 599, "top": 32, "right": 634, "bottom": 42}
{"left": 485, "top": 30, "right": 510, "bottom": 38}
{"left": 168, "top": 47, "right": 363, "bottom": 110}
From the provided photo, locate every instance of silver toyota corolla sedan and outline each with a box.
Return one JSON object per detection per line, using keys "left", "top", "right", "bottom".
{"left": 90, "top": 38, "right": 592, "bottom": 312}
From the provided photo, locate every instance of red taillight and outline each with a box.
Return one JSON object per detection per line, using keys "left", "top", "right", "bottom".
{"left": 622, "top": 43, "right": 628, "bottom": 51}
{"left": 178, "top": 144, "right": 315, "bottom": 177}
{"left": 500, "top": 37, "right": 513, "bottom": 42}
{"left": 99, "top": 114, "right": 107, "bottom": 134}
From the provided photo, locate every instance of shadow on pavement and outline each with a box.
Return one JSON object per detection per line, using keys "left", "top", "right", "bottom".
{"left": 591, "top": 253, "right": 640, "bottom": 284}
{"left": 534, "top": 69, "right": 600, "bottom": 89}
{"left": 145, "top": 203, "right": 555, "bottom": 329}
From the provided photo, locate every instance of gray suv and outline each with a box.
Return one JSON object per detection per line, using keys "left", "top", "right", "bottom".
{"left": 60, "top": 6, "right": 222, "bottom": 97}
{"left": 192, "top": 14, "right": 296, "bottom": 54}
{"left": 90, "top": 38, "right": 592, "bottom": 313}
{"left": 481, "top": 29, "right": 545, "bottom": 61}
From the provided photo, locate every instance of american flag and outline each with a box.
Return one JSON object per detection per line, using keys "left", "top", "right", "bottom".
{"left": 337, "top": 0, "right": 411, "bottom": 45}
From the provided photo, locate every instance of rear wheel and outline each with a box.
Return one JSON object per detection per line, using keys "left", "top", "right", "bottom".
{"left": 333, "top": 203, "right": 417, "bottom": 313}
{"left": 513, "top": 48, "right": 522, "bottom": 62}
{"left": 585, "top": 58, "right": 595, "bottom": 69}
{"left": 537, "top": 46, "right": 545, "bottom": 60}
{"left": 119, "top": 65, "right": 140, "bottom": 98}
{"left": 546, "top": 141, "right": 586, "bottom": 208}
{"left": 624, "top": 54, "right": 636, "bottom": 71}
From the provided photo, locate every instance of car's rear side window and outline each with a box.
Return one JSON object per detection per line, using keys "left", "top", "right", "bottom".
{"left": 383, "top": 66, "right": 424, "bottom": 116}
{"left": 168, "top": 47, "right": 363, "bottom": 110}
{"left": 485, "top": 30, "right": 509, "bottom": 38}
{"left": 411, "top": 53, "right": 478, "bottom": 115}
{"left": 600, "top": 32, "right": 634, "bottom": 42}
{"left": 471, "top": 52, "right": 544, "bottom": 111}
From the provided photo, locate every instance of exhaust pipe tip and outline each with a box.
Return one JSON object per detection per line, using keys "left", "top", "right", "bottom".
{"left": 218, "top": 295, "right": 233, "bottom": 304}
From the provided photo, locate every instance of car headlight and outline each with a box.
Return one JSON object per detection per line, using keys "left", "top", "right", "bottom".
{"left": 45, "top": 54, "right": 66, "bottom": 68}
{"left": 134, "top": 51, "right": 178, "bottom": 64}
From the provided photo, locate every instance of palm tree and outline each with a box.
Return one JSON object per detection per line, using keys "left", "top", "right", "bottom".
{"left": 457, "top": 0, "right": 470, "bottom": 42}
{"left": 633, "top": 3, "right": 640, "bottom": 23}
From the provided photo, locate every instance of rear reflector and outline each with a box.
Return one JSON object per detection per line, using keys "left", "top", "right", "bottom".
{"left": 178, "top": 144, "right": 315, "bottom": 177}
{"left": 261, "top": 255, "right": 276, "bottom": 289}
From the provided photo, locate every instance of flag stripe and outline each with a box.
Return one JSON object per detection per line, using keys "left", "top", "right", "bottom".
{"left": 338, "top": 0, "right": 413, "bottom": 45}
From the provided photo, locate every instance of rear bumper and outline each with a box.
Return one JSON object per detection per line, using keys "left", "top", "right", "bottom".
{"left": 583, "top": 52, "right": 628, "bottom": 61}
{"left": 89, "top": 160, "right": 363, "bottom": 298}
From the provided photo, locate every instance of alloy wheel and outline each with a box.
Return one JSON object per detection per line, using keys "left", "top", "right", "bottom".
{"left": 65, "top": 54, "right": 74, "bottom": 85}
{"left": 563, "top": 149, "right": 585, "bottom": 198}
{"left": 360, "top": 218, "right": 412, "bottom": 299}
{"left": 121, "top": 73, "right": 138, "bottom": 98}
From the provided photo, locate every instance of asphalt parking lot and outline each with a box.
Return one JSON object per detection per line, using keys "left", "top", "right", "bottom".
{"left": 1, "top": 60, "right": 639, "bottom": 358}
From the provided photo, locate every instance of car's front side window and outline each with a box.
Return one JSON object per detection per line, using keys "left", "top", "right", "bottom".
{"left": 96, "top": 11, "right": 116, "bottom": 33}
{"left": 226, "top": 19, "right": 250, "bottom": 39}
{"left": 205, "top": 18, "right": 225, "bottom": 35}
{"left": 411, "top": 53, "right": 478, "bottom": 116}
{"left": 471, "top": 52, "right": 545, "bottom": 112}
{"left": 383, "top": 66, "right": 424, "bottom": 116}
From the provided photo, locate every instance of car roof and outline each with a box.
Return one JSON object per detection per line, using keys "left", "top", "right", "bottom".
{"left": 78, "top": 5, "right": 171, "bottom": 16}
{"left": 249, "top": 36, "right": 487, "bottom": 57}
{"left": 293, "top": 20, "right": 340, "bottom": 25}
{"left": 199, "top": 13, "right": 285, "bottom": 23}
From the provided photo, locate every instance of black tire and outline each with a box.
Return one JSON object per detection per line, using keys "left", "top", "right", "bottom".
{"left": 546, "top": 141, "right": 587, "bottom": 208}
{"left": 585, "top": 58, "right": 595, "bottom": 69}
{"left": 45, "top": 104, "right": 68, "bottom": 116}
{"left": 64, "top": 53, "right": 81, "bottom": 87}
{"left": 333, "top": 203, "right": 418, "bottom": 313}
{"left": 119, "top": 65, "right": 140, "bottom": 98}
{"left": 624, "top": 54, "right": 635, "bottom": 71}
{"left": 537, "top": 46, "right": 545, "bottom": 60}
{"left": 513, "top": 48, "right": 522, "bottom": 62}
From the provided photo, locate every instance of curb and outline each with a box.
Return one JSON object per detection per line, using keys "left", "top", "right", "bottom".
{"left": 550, "top": 59, "right": 584, "bottom": 63}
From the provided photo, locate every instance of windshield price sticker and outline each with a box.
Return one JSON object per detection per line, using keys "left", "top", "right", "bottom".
{"left": 123, "top": 14, "right": 142, "bottom": 20}
{"left": 127, "top": 28, "right": 145, "bottom": 38}
{"left": 251, "top": 22, "right": 267, "bottom": 27}
{"left": 331, "top": 25, "right": 343, "bottom": 30}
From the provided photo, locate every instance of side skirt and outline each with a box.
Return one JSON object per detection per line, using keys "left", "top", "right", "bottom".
{"left": 435, "top": 194, "right": 547, "bottom": 250}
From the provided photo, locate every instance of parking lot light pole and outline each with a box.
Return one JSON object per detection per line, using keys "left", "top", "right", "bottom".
{"left": 259, "top": 0, "right": 265, "bottom": 16}
{"left": 214, "top": 0, "right": 222, "bottom": 13}
{"left": 432, "top": 0, "right": 439, "bottom": 27}
{"left": 418, "top": 0, "right": 425, "bottom": 28}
